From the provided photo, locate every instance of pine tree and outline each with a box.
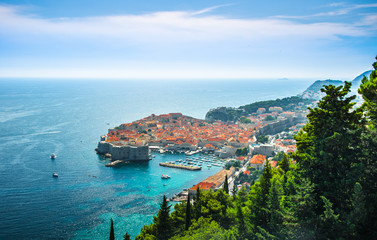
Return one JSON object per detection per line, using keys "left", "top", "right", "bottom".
{"left": 279, "top": 153, "right": 290, "bottom": 173}
{"left": 267, "top": 177, "right": 284, "bottom": 235}
{"left": 236, "top": 202, "right": 246, "bottom": 239}
{"left": 123, "top": 232, "right": 131, "bottom": 240}
{"left": 319, "top": 196, "right": 341, "bottom": 239}
{"left": 223, "top": 175, "right": 229, "bottom": 194}
{"left": 109, "top": 218, "right": 115, "bottom": 240}
{"left": 359, "top": 56, "right": 377, "bottom": 128}
{"left": 260, "top": 160, "right": 272, "bottom": 200}
{"left": 347, "top": 182, "right": 367, "bottom": 238}
{"left": 252, "top": 160, "right": 273, "bottom": 228}
{"left": 357, "top": 57, "right": 377, "bottom": 238}
{"left": 185, "top": 194, "right": 191, "bottom": 230}
{"left": 295, "top": 81, "right": 363, "bottom": 213}
{"left": 154, "top": 195, "right": 172, "bottom": 240}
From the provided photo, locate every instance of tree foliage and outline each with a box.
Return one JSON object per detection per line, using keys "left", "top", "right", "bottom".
{"left": 235, "top": 147, "right": 248, "bottom": 156}
{"left": 185, "top": 194, "right": 191, "bottom": 230}
{"left": 134, "top": 58, "right": 377, "bottom": 240}
{"left": 257, "top": 135, "right": 269, "bottom": 143}
{"left": 109, "top": 218, "right": 115, "bottom": 240}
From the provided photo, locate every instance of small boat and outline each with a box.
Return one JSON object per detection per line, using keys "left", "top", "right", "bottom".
{"left": 161, "top": 174, "right": 170, "bottom": 179}
{"left": 52, "top": 173, "right": 58, "bottom": 178}
{"left": 50, "top": 153, "right": 56, "bottom": 159}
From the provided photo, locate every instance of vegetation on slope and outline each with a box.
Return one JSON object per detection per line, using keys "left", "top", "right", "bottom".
{"left": 205, "top": 96, "right": 312, "bottom": 122}
{"left": 117, "top": 57, "right": 377, "bottom": 240}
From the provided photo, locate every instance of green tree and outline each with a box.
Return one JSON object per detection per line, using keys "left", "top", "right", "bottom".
{"left": 347, "top": 182, "right": 367, "bottom": 238}
{"left": 123, "top": 232, "right": 131, "bottom": 240}
{"left": 260, "top": 160, "right": 272, "bottom": 201}
{"left": 235, "top": 147, "right": 248, "bottom": 156}
{"left": 249, "top": 160, "right": 273, "bottom": 229}
{"left": 294, "top": 81, "right": 362, "bottom": 214}
{"left": 154, "top": 195, "right": 172, "bottom": 240}
{"left": 257, "top": 135, "right": 269, "bottom": 143}
{"left": 289, "top": 179, "right": 317, "bottom": 239}
{"left": 232, "top": 183, "right": 237, "bottom": 200}
{"left": 193, "top": 187, "right": 203, "bottom": 220}
{"left": 359, "top": 56, "right": 377, "bottom": 128}
{"left": 236, "top": 203, "right": 246, "bottom": 239}
{"left": 170, "top": 202, "right": 187, "bottom": 235}
{"left": 109, "top": 218, "right": 115, "bottom": 240}
{"left": 170, "top": 217, "right": 238, "bottom": 240}
{"left": 279, "top": 153, "right": 290, "bottom": 173}
{"left": 185, "top": 194, "right": 192, "bottom": 230}
{"left": 267, "top": 176, "right": 284, "bottom": 236}
{"left": 264, "top": 115, "right": 275, "bottom": 121}
{"left": 240, "top": 116, "right": 252, "bottom": 124}
{"left": 357, "top": 57, "right": 377, "bottom": 238}
{"left": 223, "top": 175, "right": 229, "bottom": 194}
{"left": 318, "top": 196, "right": 341, "bottom": 239}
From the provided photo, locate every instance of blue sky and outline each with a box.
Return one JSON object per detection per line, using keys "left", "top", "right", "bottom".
{"left": 0, "top": 0, "right": 376, "bottom": 80}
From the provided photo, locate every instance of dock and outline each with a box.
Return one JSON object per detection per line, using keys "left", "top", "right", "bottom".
{"left": 159, "top": 162, "right": 201, "bottom": 171}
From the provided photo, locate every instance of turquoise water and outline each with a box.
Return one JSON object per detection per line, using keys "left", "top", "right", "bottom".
{"left": 0, "top": 79, "right": 312, "bottom": 239}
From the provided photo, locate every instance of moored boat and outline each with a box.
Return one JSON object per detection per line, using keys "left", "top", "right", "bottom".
{"left": 50, "top": 153, "right": 56, "bottom": 159}
{"left": 52, "top": 173, "right": 58, "bottom": 178}
{"left": 161, "top": 174, "right": 170, "bottom": 179}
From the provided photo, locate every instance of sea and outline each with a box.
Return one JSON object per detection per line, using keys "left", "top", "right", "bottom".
{"left": 0, "top": 78, "right": 313, "bottom": 239}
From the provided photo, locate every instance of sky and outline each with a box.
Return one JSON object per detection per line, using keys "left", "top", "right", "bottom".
{"left": 0, "top": 0, "right": 376, "bottom": 80}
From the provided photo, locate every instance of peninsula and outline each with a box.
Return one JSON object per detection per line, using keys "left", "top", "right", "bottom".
{"left": 96, "top": 107, "right": 308, "bottom": 167}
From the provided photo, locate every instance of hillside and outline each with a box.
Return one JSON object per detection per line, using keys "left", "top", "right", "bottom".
{"left": 205, "top": 70, "right": 372, "bottom": 122}
{"left": 299, "top": 79, "right": 344, "bottom": 99}
{"left": 352, "top": 70, "right": 373, "bottom": 86}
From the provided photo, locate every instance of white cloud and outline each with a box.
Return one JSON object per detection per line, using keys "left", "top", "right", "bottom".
{"left": 0, "top": 4, "right": 371, "bottom": 44}
{"left": 0, "top": 4, "right": 375, "bottom": 80}
{"left": 275, "top": 3, "right": 377, "bottom": 19}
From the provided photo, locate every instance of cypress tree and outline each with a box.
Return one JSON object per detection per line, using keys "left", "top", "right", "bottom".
{"left": 109, "top": 218, "right": 115, "bottom": 240}
{"left": 223, "top": 175, "right": 229, "bottom": 194}
{"left": 232, "top": 183, "right": 237, "bottom": 200}
{"left": 193, "top": 186, "right": 202, "bottom": 219}
{"left": 185, "top": 194, "right": 191, "bottom": 230}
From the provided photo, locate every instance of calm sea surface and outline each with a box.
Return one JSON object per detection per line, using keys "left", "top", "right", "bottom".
{"left": 0, "top": 79, "right": 313, "bottom": 239}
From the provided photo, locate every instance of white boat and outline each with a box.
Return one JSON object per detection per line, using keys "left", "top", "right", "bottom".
{"left": 52, "top": 173, "right": 58, "bottom": 178}
{"left": 161, "top": 174, "right": 170, "bottom": 179}
{"left": 50, "top": 153, "right": 56, "bottom": 159}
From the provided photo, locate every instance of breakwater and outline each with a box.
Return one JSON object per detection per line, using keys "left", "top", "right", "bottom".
{"left": 159, "top": 162, "right": 202, "bottom": 171}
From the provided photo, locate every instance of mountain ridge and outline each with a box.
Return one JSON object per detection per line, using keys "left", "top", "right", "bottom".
{"left": 205, "top": 70, "right": 372, "bottom": 122}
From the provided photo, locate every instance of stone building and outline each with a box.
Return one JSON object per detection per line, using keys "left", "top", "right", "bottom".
{"left": 97, "top": 141, "right": 149, "bottom": 161}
